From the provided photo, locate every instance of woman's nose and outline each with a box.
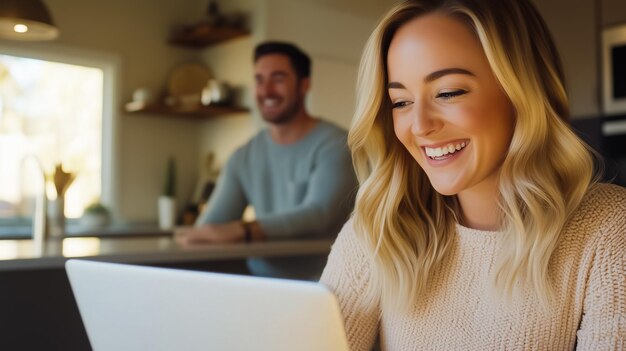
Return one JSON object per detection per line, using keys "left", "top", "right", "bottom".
{"left": 410, "top": 103, "right": 441, "bottom": 137}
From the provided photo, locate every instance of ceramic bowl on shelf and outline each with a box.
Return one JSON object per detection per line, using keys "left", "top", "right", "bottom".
{"left": 201, "top": 79, "right": 232, "bottom": 105}
{"left": 167, "top": 63, "right": 212, "bottom": 98}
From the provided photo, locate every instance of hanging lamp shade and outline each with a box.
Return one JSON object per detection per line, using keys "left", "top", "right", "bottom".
{"left": 0, "top": 0, "right": 59, "bottom": 41}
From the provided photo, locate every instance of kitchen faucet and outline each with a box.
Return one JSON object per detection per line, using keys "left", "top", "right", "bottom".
{"left": 21, "top": 155, "right": 48, "bottom": 251}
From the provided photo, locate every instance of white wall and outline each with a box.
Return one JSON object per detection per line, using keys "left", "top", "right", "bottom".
{"left": 197, "top": 0, "right": 262, "bottom": 170}
{"left": 306, "top": 56, "right": 358, "bottom": 129}
{"left": 602, "top": 0, "right": 626, "bottom": 27}
{"left": 532, "top": 0, "right": 599, "bottom": 118}
{"left": 198, "top": 36, "right": 257, "bottom": 171}
{"left": 532, "top": 0, "right": 626, "bottom": 118}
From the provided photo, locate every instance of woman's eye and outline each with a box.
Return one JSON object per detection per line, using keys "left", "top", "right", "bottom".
{"left": 392, "top": 101, "right": 412, "bottom": 109}
{"left": 436, "top": 89, "right": 467, "bottom": 100}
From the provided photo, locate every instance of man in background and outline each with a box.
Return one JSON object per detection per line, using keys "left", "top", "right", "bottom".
{"left": 175, "top": 41, "right": 357, "bottom": 279}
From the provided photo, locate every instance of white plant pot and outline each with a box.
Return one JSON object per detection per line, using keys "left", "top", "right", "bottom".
{"left": 47, "top": 197, "right": 65, "bottom": 238}
{"left": 158, "top": 196, "right": 177, "bottom": 230}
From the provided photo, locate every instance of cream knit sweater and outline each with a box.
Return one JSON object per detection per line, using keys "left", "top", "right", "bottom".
{"left": 320, "top": 184, "right": 626, "bottom": 350}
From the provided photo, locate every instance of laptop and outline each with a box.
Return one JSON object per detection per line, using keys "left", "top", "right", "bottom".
{"left": 65, "top": 259, "right": 349, "bottom": 351}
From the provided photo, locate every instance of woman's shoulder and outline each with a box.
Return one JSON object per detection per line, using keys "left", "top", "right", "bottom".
{"left": 565, "top": 183, "right": 626, "bottom": 243}
{"left": 322, "top": 218, "right": 371, "bottom": 281}
{"left": 579, "top": 183, "right": 626, "bottom": 215}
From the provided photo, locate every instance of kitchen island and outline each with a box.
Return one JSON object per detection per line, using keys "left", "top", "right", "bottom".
{"left": 0, "top": 232, "right": 335, "bottom": 351}
{"left": 0, "top": 232, "right": 334, "bottom": 271}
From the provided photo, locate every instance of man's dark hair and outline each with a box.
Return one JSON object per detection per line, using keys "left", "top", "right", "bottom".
{"left": 254, "top": 41, "right": 311, "bottom": 79}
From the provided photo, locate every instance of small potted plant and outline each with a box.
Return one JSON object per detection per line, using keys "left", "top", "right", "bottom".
{"left": 158, "top": 157, "right": 177, "bottom": 230}
{"left": 81, "top": 200, "right": 111, "bottom": 229}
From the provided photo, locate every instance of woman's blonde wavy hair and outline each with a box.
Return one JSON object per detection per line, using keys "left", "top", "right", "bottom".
{"left": 350, "top": 0, "right": 599, "bottom": 312}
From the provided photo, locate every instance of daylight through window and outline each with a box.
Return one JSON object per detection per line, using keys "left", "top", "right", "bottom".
{"left": 0, "top": 54, "right": 103, "bottom": 220}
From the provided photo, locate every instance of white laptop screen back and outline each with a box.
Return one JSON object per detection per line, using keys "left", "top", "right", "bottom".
{"left": 65, "top": 259, "right": 349, "bottom": 351}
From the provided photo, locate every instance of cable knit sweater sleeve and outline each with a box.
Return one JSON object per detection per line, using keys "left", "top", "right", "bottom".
{"left": 320, "top": 219, "right": 379, "bottom": 351}
{"left": 576, "top": 185, "right": 626, "bottom": 350}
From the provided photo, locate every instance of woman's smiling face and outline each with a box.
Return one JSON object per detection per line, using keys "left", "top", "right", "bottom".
{"left": 387, "top": 12, "right": 515, "bottom": 197}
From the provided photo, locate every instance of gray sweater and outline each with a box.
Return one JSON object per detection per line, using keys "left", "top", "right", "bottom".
{"left": 197, "top": 119, "right": 357, "bottom": 278}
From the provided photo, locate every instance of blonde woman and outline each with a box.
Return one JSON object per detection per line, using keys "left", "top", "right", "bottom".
{"left": 320, "top": 0, "right": 626, "bottom": 350}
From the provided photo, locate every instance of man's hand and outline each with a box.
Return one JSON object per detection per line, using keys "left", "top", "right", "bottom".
{"left": 174, "top": 222, "right": 245, "bottom": 246}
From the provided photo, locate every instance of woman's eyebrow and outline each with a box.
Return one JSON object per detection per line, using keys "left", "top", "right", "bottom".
{"left": 388, "top": 81, "right": 405, "bottom": 89}
{"left": 387, "top": 68, "right": 475, "bottom": 89}
{"left": 424, "top": 68, "right": 474, "bottom": 83}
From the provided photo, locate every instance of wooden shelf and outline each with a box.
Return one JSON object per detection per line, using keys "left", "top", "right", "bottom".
{"left": 169, "top": 23, "right": 249, "bottom": 48}
{"left": 124, "top": 102, "right": 248, "bottom": 119}
{"left": 130, "top": 21, "right": 250, "bottom": 120}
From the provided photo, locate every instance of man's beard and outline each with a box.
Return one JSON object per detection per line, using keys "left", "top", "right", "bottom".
{"left": 261, "top": 97, "right": 302, "bottom": 125}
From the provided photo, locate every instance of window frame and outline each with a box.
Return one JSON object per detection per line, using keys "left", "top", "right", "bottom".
{"left": 0, "top": 42, "right": 121, "bottom": 222}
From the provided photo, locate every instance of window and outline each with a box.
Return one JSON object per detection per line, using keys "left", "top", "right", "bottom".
{"left": 0, "top": 50, "right": 112, "bottom": 224}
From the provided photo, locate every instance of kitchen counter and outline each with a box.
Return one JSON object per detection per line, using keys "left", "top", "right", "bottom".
{"left": 0, "top": 234, "right": 335, "bottom": 271}
{"left": 0, "top": 222, "right": 173, "bottom": 239}
{"left": 0, "top": 232, "right": 336, "bottom": 351}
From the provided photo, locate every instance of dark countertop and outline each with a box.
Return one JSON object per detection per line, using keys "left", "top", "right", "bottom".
{"left": 0, "top": 233, "right": 334, "bottom": 271}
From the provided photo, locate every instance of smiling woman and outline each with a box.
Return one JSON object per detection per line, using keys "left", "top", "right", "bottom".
{"left": 319, "top": 0, "right": 626, "bottom": 350}
{"left": 387, "top": 14, "right": 515, "bottom": 216}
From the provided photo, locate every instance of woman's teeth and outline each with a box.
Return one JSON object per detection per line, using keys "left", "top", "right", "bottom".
{"left": 425, "top": 142, "right": 466, "bottom": 158}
